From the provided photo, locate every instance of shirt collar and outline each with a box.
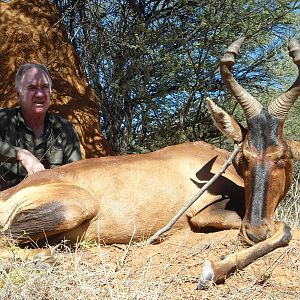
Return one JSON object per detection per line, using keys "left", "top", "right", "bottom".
{"left": 17, "top": 107, "right": 51, "bottom": 136}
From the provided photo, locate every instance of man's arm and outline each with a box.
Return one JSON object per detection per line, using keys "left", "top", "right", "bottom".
{"left": 0, "top": 109, "right": 21, "bottom": 163}
{"left": 0, "top": 143, "right": 45, "bottom": 175}
{"left": 0, "top": 109, "right": 45, "bottom": 175}
{"left": 0, "top": 140, "right": 21, "bottom": 163}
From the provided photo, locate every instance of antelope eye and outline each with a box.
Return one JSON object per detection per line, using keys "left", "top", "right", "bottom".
{"left": 275, "top": 153, "right": 287, "bottom": 166}
{"left": 276, "top": 159, "right": 286, "bottom": 168}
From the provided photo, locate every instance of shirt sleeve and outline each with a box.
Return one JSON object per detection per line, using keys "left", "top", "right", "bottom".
{"left": 62, "top": 121, "right": 82, "bottom": 163}
{"left": 0, "top": 142, "right": 21, "bottom": 163}
{"left": 0, "top": 109, "right": 22, "bottom": 163}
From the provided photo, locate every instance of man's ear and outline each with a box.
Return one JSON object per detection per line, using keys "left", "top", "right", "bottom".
{"left": 206, "top": 97, "right": 246, "bottom": 142}
{"left": 13, "top": 87, "right": 20, "bottom": 97}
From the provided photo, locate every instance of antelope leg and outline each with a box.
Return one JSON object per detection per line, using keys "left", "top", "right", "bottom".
{"left": 197, "top": 222, "right": 292, "bottom": 289}
{"left": 0, "top": 183, "right": 98, "bottom": 244}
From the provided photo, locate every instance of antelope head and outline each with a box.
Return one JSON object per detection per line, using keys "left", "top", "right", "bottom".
{"left": 208, "top": 37, "right": 300, "bottom": 245}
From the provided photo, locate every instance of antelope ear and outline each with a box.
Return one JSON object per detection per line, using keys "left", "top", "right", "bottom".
{"left": 286, "top": 139, "right": 300, "bottom": 161}
{"left": 207, "top": 97, "right": 246, "bottom": 142}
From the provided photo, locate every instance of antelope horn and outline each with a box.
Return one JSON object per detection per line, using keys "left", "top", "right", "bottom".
{"left": 268, "top": 38, "right": 300, "bottom": 120}
{"left": 220, "top": 37, "right": 263, "bottom": 120}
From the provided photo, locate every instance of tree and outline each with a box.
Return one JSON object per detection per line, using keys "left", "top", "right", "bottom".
{"left": 52, "top": 0, "right": 300, "bottom": 153}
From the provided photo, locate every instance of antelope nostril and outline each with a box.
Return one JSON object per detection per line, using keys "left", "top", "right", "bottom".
{"left": 245, "top": 229, "right": 261, "bottom": 243}
{"left": 244, "top": 223, "right": 270, "bottom": 243}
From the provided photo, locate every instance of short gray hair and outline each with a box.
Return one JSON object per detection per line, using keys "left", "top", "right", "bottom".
{"left": 15, "top": 63, "right": 52, "bottom": 92}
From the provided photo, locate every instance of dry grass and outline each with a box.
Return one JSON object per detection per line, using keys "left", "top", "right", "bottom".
{"left": 276, "top": 163, "right": 300, "bottom": 228}
{"left": 0, "top": 228, "right": 299, "bottom": 300}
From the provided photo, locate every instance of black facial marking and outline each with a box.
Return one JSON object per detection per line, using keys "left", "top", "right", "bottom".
{"left": 249, "top": 163, "right": 269, "bottom": 225}
{"left": 247, "top": 109, "right": 281, "bottom": 152}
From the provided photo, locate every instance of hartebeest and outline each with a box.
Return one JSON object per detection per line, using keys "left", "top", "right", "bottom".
{"left": 0, "top": 38, "right": 300, "bottom": 289}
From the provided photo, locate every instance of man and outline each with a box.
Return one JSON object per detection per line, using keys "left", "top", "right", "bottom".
{"left": 0, "top": 63, "right": 82, "bottom": 190}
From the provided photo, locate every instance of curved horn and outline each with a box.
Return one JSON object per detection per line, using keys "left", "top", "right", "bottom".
{"left": 268, "top": 38, "right": 300, "bottom": 120}
{"left": 220, "top": 37, "right": 263, "bottom": 120}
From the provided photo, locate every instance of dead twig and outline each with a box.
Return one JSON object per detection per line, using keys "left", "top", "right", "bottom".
{"left": 146, "top": 143, "right": 242, "bottom": 245}
{"left": 116, "top": 224, "right": 136, "bottom": 270}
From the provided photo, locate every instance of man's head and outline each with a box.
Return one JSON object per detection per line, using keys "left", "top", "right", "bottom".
{"left": 15, "top": 63, "right": 52, "bottom": 117}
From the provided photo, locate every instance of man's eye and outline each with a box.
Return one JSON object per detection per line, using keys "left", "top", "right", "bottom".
{"left": 27, "top": 86, "right": 36, "bottom": 90}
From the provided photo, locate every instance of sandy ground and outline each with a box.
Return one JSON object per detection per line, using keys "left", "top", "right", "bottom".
{"left": 77, "top": 228, "right": 300, "bottom": 299}
{"left": 0, "top": 227, "right": 299, "bottom": 299}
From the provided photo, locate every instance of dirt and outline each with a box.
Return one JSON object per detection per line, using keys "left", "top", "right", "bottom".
{"left": 79, "top": 228, "right": 300, "bottom": 299}
{"left": 0, "top": 226, "right": 299, "bottom": 299}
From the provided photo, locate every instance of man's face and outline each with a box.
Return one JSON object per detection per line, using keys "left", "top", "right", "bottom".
{"left": 17, "top": 67, "right": 51, "bottom": 117}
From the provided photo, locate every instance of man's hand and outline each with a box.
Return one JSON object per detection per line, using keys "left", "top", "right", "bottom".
{"left": 17, "top": 149, "right": 45, "bottom": 175}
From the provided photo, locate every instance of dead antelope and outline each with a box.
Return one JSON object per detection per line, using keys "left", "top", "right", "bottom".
{"left": 0, "top": 38, "right": 300, "bottom": 289}
{"left": 198, "top": 36, "right": 300, "bottom": 288}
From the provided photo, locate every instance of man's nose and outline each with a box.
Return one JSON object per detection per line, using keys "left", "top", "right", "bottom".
{"left": 35, "top": 87, "right": 46, "bottom": 96}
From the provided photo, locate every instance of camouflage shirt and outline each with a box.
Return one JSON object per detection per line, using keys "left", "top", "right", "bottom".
{"left": 0, "top": 107, "right": 82, "bottom": 190}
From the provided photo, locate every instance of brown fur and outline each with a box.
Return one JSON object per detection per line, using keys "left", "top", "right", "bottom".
{"left": 0, "top": 141, "right": 244, "bottom": 245}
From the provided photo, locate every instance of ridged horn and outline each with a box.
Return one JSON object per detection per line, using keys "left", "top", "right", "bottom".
{"left": 220, "top": 37, "right": 263, "bottom": 120}
{"left": 268, "top": 38, "right": 300, "bottom": 120}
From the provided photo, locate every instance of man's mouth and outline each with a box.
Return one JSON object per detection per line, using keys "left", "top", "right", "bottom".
{"left": 33, "top": 102, "right": 46, "bottom": 110}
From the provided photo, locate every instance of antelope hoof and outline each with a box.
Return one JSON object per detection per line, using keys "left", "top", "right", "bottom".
{"left": 196, "top": 260, "right": 215, "bottom": 290}
{"left": 279, "top": 222, "right": 292, "bottom": 246}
